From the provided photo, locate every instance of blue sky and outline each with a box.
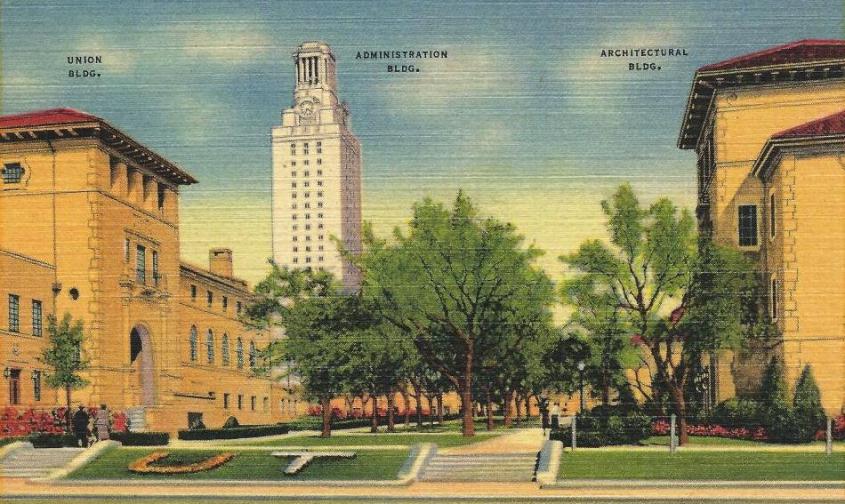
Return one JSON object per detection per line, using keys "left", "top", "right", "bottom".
{"left": 2, "top": 0, "right": 842, "bottom": 282}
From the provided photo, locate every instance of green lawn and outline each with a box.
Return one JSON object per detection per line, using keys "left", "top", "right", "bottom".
{"left": 67, "top": 447, "right": 408, "bottom": 481}
{"left": 643, "top": 435, "right": 764, "bottom": 447}
{"left": 402, "top": 417, "right": 540, "bottom": 433}
{"left": 559, "top": 451, "right": 845, "bottom": 480}
{"left": 246, "top": 432, "right": 500, "bottom": 448}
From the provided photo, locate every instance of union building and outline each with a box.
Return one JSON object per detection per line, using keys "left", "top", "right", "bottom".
{"left": 0, "top": 109, "right": 300, "bottom": 432}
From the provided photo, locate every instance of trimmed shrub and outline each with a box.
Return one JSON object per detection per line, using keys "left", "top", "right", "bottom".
{"left": 110, "top": 431, "right": 169, "bottom": 446}
{"left": 711, "top": 397, "right": 762, "bottom": 428}
{"left": 552, "top": 414, "right": 651, "bottom": 447}
{"left": 29, "top": 433, "right": 78, "bottom": 448}
{"left": 222, "top": 416, "right": 240, "bottom": 429}
{"left": 177, "top": 423, "right": 289, "bottom": 440}
{"left": 792, "top": 365, "right": 825, "bottom": 442}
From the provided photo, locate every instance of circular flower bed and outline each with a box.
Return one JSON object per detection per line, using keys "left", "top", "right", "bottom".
{"left": 128, "top": 451, "right": 236, "bottom": 474}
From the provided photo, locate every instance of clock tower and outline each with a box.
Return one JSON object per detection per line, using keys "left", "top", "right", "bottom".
{"left": 271, "top": 42, "right": 362, "bottom": 290}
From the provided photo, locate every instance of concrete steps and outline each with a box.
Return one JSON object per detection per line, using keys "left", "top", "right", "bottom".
{"left": 419, "top": 453, "right": 538, "bottom": 482}
{"left": 126, "top": 406, "right": 146, "bottom": 432}
{"left": 0, "top": 446, "right": 84, "bottom": 479}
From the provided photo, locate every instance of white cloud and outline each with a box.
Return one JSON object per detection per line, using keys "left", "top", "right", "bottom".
{"left": 71, "top": 34, "right": 137, "bottom": 74}
{"left": 559, "top": 22, "right": 690, "bottom": 112}
{"left": 175, "top": 25, "right": 273, "bottom": 65}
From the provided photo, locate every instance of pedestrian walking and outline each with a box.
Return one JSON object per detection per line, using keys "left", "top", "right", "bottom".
{"left": 95, "top": 404, "right": 110, "bottom": 441}
{"left": 72, "top": 405, "right": 90, "bottom": 448}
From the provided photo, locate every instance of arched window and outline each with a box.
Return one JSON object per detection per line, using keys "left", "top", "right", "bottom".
{"left": 221, "top": 333, "right": 230, "bottom": 366}
{"left": 189, "top": 326, "right": 198, "bottom": 362}
{"left": 206, "top": 329, "right": 215, "bottom": 364}
{"left": 236, "top": 337, "right": 244, "bottom": 369}
{"left": 249, "top": 340, "right": 257, "bottom": 368}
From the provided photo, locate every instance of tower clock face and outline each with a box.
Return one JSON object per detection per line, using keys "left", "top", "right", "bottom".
{"left": 299, "top": 101, "right": 314, "bottom": 118}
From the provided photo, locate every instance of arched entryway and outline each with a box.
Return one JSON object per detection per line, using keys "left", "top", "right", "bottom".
{"left": 129, "top": 325, "right": 154, "bottom": 406}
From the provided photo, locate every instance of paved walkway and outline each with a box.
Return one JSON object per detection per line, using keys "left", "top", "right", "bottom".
{"left": 441, "top": 427, "right": 545, "bottom": 454}
{"left": 2, "top": 477, "right": 841, "bottom": 501}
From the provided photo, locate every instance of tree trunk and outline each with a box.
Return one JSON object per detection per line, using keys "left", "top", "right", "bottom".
{"left": 503, "top": 389, "right": 514, "bottom": 427}
{"left": 371, "top": 395, "right": 379, "bottom": 433}
{"left": 320, "top": 396, "right": 332, "bottom": 438}
{"left": 402, "top": 388, "right": 411, "bottom": 427}
{"left": 602, "top": 369, "right": 611, "bottom": 406}
{"left": 524, "top": 396, "right": 531, "bottom": 420}
{"left": 461, "top": 354, "right": 475, "bottom": 436}
{"left": 387, "top": 392, "right": 396, "bottom": 433}
{"left": 65, "top": 385, "right": 72, "bottom": 432}
{"left": 485, "top": 388, "right": 495, "bottom": 431}
{"left": 668, "top": 384, "right": 689, "bottom": 445}
{"left": 436, "top": 393, "right": 444, "bottom": 424}
{"left": 426, "top": 395, "right": 435, "bottom": 427}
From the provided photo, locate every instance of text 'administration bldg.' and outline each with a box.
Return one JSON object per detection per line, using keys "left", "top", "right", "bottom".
{"left": 0, "top": 109, "right": 302, "bottom": 432}
{"left": 271, "top": 42, "right": 363, "bottom": 291}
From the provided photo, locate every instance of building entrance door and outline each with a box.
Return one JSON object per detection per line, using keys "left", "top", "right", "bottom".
{"left": 129, "top": 325, "right": 154, "bottom": 406}
{"left": 8, "top": 369, "right": 20, "bottom": 404}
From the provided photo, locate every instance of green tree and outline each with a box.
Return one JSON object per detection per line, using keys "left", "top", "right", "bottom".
{"left": 792, "top": 365, "right": 826, "bottom": 442}
{"left": 561, "top": 184, "right": 761, "bottom": 444}
{"left": 40, "top": 313, "right": 89, "bottom": 431}
{"left": 358, "top": 192, "right": 556, "bottom": 436}
{"left": 246, "top": 264, "right": 364, "bottom": 437}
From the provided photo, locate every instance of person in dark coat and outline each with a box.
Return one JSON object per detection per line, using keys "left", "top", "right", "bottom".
{"left": 72, "top": 405, "right": 90, "bottom": 448}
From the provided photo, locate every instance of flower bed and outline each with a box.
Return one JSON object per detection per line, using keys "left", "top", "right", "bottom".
{"left": 0, "top": 406, "right": 129, "bottom": 438}
{"left": 128, "top": 451, "right": 236, "bottom": 474}
{"left": 651, "top": 419, "right": 768, "bottom": 441}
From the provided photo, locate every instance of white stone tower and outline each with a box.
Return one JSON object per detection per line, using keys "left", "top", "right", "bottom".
{"left": 271, "top": 41, "right": 362, "bottom": 290}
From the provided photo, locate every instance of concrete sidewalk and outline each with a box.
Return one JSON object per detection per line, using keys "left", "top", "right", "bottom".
{"left": 441, "top": 427, "right": 545, "bottom": 455}
{"left": 2, "top": 477, "right": 842, "bottom": 501}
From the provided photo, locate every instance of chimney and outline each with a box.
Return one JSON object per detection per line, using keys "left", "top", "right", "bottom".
{"left": 209, "top": 248, "right": 233, "bottom": 278}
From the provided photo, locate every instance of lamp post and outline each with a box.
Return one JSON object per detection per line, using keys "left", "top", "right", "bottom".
{"left": 577, "top": 361, "right": 586, "bottom": 414}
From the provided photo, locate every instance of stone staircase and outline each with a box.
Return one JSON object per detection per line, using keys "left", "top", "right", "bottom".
{"left": 126, "top": 406, "right": 146, "bottom": 432}
{"left": 419, "top": 453, "right": 538, "bottom": 482}
{"left": 0, "top": 445, "right": 84, "bottom": 479}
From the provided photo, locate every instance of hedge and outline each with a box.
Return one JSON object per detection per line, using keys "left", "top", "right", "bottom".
{"left": 177, "top": 423, "right": 290, "bottom": 440}
{"left": 110, "top": 431, "right": 170, "bottom": 446}
{"left": 29, "top": 433, "right": 78, "bottom": 448}
{"left": 551, "top": 414, "right": 652, "bottom": 447}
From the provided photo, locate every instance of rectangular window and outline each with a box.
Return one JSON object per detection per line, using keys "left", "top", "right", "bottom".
{"left": 124, "top": 238, "right": 130, "bottom": 263}
{"left": 263, "top": 397, "right": 269, "bottom": 412}
{"left": 207, "top": 290, "right": 213, "bottom": 307}
{"left": 32, "top": 300, "right": 42, "bottom": 336}
{"left": 238, "top": 394, "right": 243, "bottom": 410}
{"left": 316, "top": 141, "right": 322, "bottom": 154}
{"left": 223, "top": 393, "right": 230, "bottom": 409}
{"left": 136, "top": 245, "right": 146, "bottom": 283}
{"left": 303, "top": 143, "right": 309, "bottom": 155}
{"left": 191, "top": 284, "right": 197, "bottom": 301}
{"left": 770, "top": 193, "right": 776, "bottom": 238}
{"left": 2, "top": 162, "right": 23, "bottom": 184}
{"left": 771, "top": 278, "right": 778, "bottom": 320}
{"left": 8, "top": 369, "right": 20, "bottom": 404}
{"left": 152, "top": 251, "right": 159, "bottom": 287}
{"left": 290, "top": 143, "right": 295, "bottom": 156}
{"left": 251, "top": 396, "right": 256, "bottom": 411}
{"left": 33, "top": 370, "right": 41, "bottom": 401}
{"left": 157, "top": 184, "right": 166, "bottom": 211}
{"left": 222, "top": 296, "right": 228, "bottom": 311}
{"left": 8, "top": 294, "right": 20, "bottom": 333}
{"left": 738, "top": 205, "right": 758, "bottom": 247}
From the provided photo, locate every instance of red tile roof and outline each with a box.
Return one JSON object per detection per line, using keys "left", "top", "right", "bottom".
{"left": 0, "top": 108, "right": 197, "bottom": 185}
{"left": 772, "top": 108, "right": 845, "bottom": 139}
{"left": 699, "top": 39, "right": 845, "bottom": 72}
{"left": 0, "top": 108, "right": 100, "bottom": 129}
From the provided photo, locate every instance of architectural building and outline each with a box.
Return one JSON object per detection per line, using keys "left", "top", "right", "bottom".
{"left": 271, "top": 41, "right": 363, "bottom": 290}
{"left": 679, "top": 39, "right": 845, "bottom": 415}
{"left": 0, "top": 108, "right": 302, "bottom": 432}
